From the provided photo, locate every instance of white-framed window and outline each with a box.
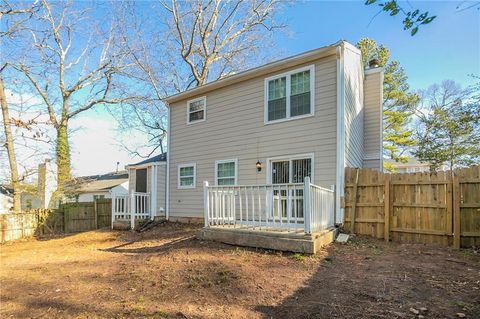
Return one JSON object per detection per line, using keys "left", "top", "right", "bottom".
{"left": 215, "top": 159, "right": 238, "bottom": 186}
{"left": 187, "top": 96, "right": 206, "bottom": 124}
{"left": 264, "top": 65, "right": 315, "bottom": 124}
{"left": 178, "top": 163, "right": 196, "bottom": 189}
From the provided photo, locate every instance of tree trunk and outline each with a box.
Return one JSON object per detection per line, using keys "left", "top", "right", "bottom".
{"left": 0, "top": 77, "right": 21, "bottom": 211}
{"left": 56, "top": 119, "right": 71, "bottom": 188}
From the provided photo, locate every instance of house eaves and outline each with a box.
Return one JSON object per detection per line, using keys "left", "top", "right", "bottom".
{"left": 164, "top": 40, "right": 346, "bottom": 105}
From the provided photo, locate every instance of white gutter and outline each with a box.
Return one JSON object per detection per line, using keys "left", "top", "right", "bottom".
{"left": 165, "top": 105, "right": 171, "bottom": 220}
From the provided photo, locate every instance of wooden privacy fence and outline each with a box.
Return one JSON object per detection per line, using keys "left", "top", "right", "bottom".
{"left": 62, "top": 199, "right": 112, "bottom": 232}
{"left": 0, "top": 209, "right": 64, "bottom": 243}
{"left": 343, "top": 166, "right": 480, "bottom": 248}
{"left": 0, "top": 199, "right": 112, "bottom": 243}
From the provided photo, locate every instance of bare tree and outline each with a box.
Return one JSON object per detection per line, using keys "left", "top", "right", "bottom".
{"left": 162, "top": 0, "right": 285, "bottom": 88}
{"left": 8, "top": 0, "right": 139, "bottom": 188}
{"left": 0, "top": 0, "right": 39, "bottom": 211}
{"left": 113, "top": 0, "right": 285, "bottom": 157}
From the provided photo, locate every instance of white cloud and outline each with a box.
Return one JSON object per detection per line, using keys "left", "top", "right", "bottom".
{"left": 69, "top": 113, "right": 146, "bottom": 176}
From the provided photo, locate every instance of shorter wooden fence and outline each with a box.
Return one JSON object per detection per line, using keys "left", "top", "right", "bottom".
{"left": 0, "top": 199, "right": 112, "bottom": 243}
{"left": 343, "top": 166, "right": 480, "bottom": 248}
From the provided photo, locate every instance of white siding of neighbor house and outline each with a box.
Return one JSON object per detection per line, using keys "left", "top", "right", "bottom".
{"left": 78, "top": 191, "right": 110, "bottom": 202}
{"left": 343, "top": 45, "right": 364, "bottom": 168}
{"left": 168, "top": 54, "right": 339, "bottom": 218}
{"left": 363, "top": 69, "right": 383, "bottom": 170}
{"left": 128, "top": 164, "right": 167, "bottom": 216}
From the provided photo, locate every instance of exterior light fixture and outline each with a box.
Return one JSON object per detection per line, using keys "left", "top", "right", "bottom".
{"left": 256, "top": 161, "right": 262, "bottom": 172}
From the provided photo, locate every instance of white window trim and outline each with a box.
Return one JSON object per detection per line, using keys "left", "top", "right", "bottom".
{"left": 214, "top": 159, "right": 238, "bottom": 186}
{"left": 177, "top": 163, "right": 196, "bottom": 189}
{"left": 186, "top": 96, "right": 207, "bottom": 125}
{"left": 266, "top": 153, "right": 314, "bottom": 184}
{"left": 264, "top": 65, "right": 315, "bottom": 125}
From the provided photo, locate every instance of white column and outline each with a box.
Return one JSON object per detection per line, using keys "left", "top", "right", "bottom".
{"left": 203, "top": 181, "right": 209, "bottom": 228}
{"left": 150, "top": 165, "right": 157, "bottom": 220}
{"left": 130, "top": 193, "right": 135, "bottom": 230}
{"left": 303, "top": 177, "right": 311, "bottom": 234}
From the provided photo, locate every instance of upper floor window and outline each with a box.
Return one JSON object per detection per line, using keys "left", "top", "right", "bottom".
{"left": 265, "top": 65, "right": 315, "bottom": 124}
{"left": 187, "top": 96, "right": 206, "bottom": 124}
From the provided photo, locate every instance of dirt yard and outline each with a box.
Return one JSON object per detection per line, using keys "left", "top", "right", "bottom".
{"left": 1, "top": 223, "right": 479, "bottom": 319}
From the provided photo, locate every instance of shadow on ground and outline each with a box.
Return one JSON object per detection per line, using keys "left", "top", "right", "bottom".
{"left": 257, "top": 238, "right": 480, "bottom": 319}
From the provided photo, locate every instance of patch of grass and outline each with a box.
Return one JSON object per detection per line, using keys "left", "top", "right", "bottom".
{"left": 216, "top": 268, "right": 238, "bottom": 284}
{"left": 291, "top": 253, "right": 306, "bottom": 262}
{"left": 449, "top": 300, "right": 473, "bottom": 311}
{"left": 153, "top": 310, "right": 169, "bottom": 318}
{"left": 187, "top": 274, "right": 212, "bottom": 288}
{"left": 370, "top": 245, "right": 382, "bottom": 255}
{"left": 459, "top": 249, "right": 477, "bottom": 258}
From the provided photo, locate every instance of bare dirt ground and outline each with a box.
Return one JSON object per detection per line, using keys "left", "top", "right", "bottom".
{"left": 0, "top": 223, "right": 479, "bottom": 319}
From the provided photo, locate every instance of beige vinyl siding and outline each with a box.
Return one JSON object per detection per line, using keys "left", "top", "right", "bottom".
{"left": 168, "top": 54, "right": 338, "bottom": 218}
{"left": 343, "top": 46, "right": 364, "bottom": 168}
{"left": 156, "top": 164, "right": 166, "bottom": 214}
{"left": 363, "top": 70, "right": 383, "bottom": 170}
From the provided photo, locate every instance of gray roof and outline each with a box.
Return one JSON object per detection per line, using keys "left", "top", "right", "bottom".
{"left": 128, "top": 153, "right": 167, "bottom": 166}
{"left": 0, "top": 185, "right": 13, "bottom": 197}
{"left": 65, "top": 171, "right": 129, "bottom": 194}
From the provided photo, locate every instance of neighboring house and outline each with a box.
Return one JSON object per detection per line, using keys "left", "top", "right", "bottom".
{"left": 113, "top": 40, "right": 384, "bottom": 252}
{"left": 0, "top": 186, "right": 13, "bottom": 213}
{"left": 0, "top": 160, "right": 57, "bottom": 212}
{"left": 64, "top": 171, "right": 129, "bottom": 203}
{"left": 384, "top": 158, "right": 448, "bottom": 173}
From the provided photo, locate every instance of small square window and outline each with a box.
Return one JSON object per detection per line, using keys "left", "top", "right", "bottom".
{"left": 187, "top": 97, "right": 206, "bottom": 124}
{"left": 178, "top": 164, "right": 196, "bottom": 189}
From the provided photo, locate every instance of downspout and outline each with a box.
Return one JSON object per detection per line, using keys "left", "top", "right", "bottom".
{"left": 165, "top": 104, "right": 171, "bottom": 220}
{"left": 335, "top": 42, "right": 346, "bottom": 225}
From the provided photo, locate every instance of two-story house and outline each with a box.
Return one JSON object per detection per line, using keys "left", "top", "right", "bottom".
{"left": 112, "top": 40, "right": 383, "bottom": 252}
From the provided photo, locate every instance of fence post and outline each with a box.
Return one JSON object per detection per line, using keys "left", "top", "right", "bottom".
{"left": 63, "top": 205, "right": 67, "bottom": 233}
{"left": 130, "top": 193, "right": 135, "bottom": 231}
{"left": 453, "top": 174, "right": 461, "bottom": 249}
{"left": 94, "top": 200, "right": 98, "bottom": 230}
{"left": 350, "top": 168, "right": 359, "bottom": 234}
{"left": 203, "top": 181, "right": 209, "bottom": 228}
{"left": 304, "top": 177, "right": 311, "bottom": 234}
{"left": 384, "top": 174, "right": 390, "bottom": 242}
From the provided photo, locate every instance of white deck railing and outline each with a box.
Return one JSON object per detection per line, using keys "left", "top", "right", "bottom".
{"left": 111, "top": 192, "right": 151, "bottom": 229}
{"left": 203, "top": 177, "right": 335, "bottom": 234}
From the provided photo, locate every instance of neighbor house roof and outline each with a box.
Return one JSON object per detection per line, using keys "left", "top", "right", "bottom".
{"left": 65, "top": 171, "right": 128, "bottom": 194}
{"left": 164, "top": 40, "right": 354, "bottom": 104}
{"left": 385, "top": 158, "right": 430, "bottom": 168}
{"left": 0, "top": 185, "right": 13, "bottom": 197}
{"left": 127, "top": 153, "right": 167, "bottom": 167}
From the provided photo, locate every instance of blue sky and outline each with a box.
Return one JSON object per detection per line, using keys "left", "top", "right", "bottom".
{"left": 8, "top": 1, "right": 478, "bottom": 178}
{"left": 274, "top": 1, "right": 479, "bottom": 90}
